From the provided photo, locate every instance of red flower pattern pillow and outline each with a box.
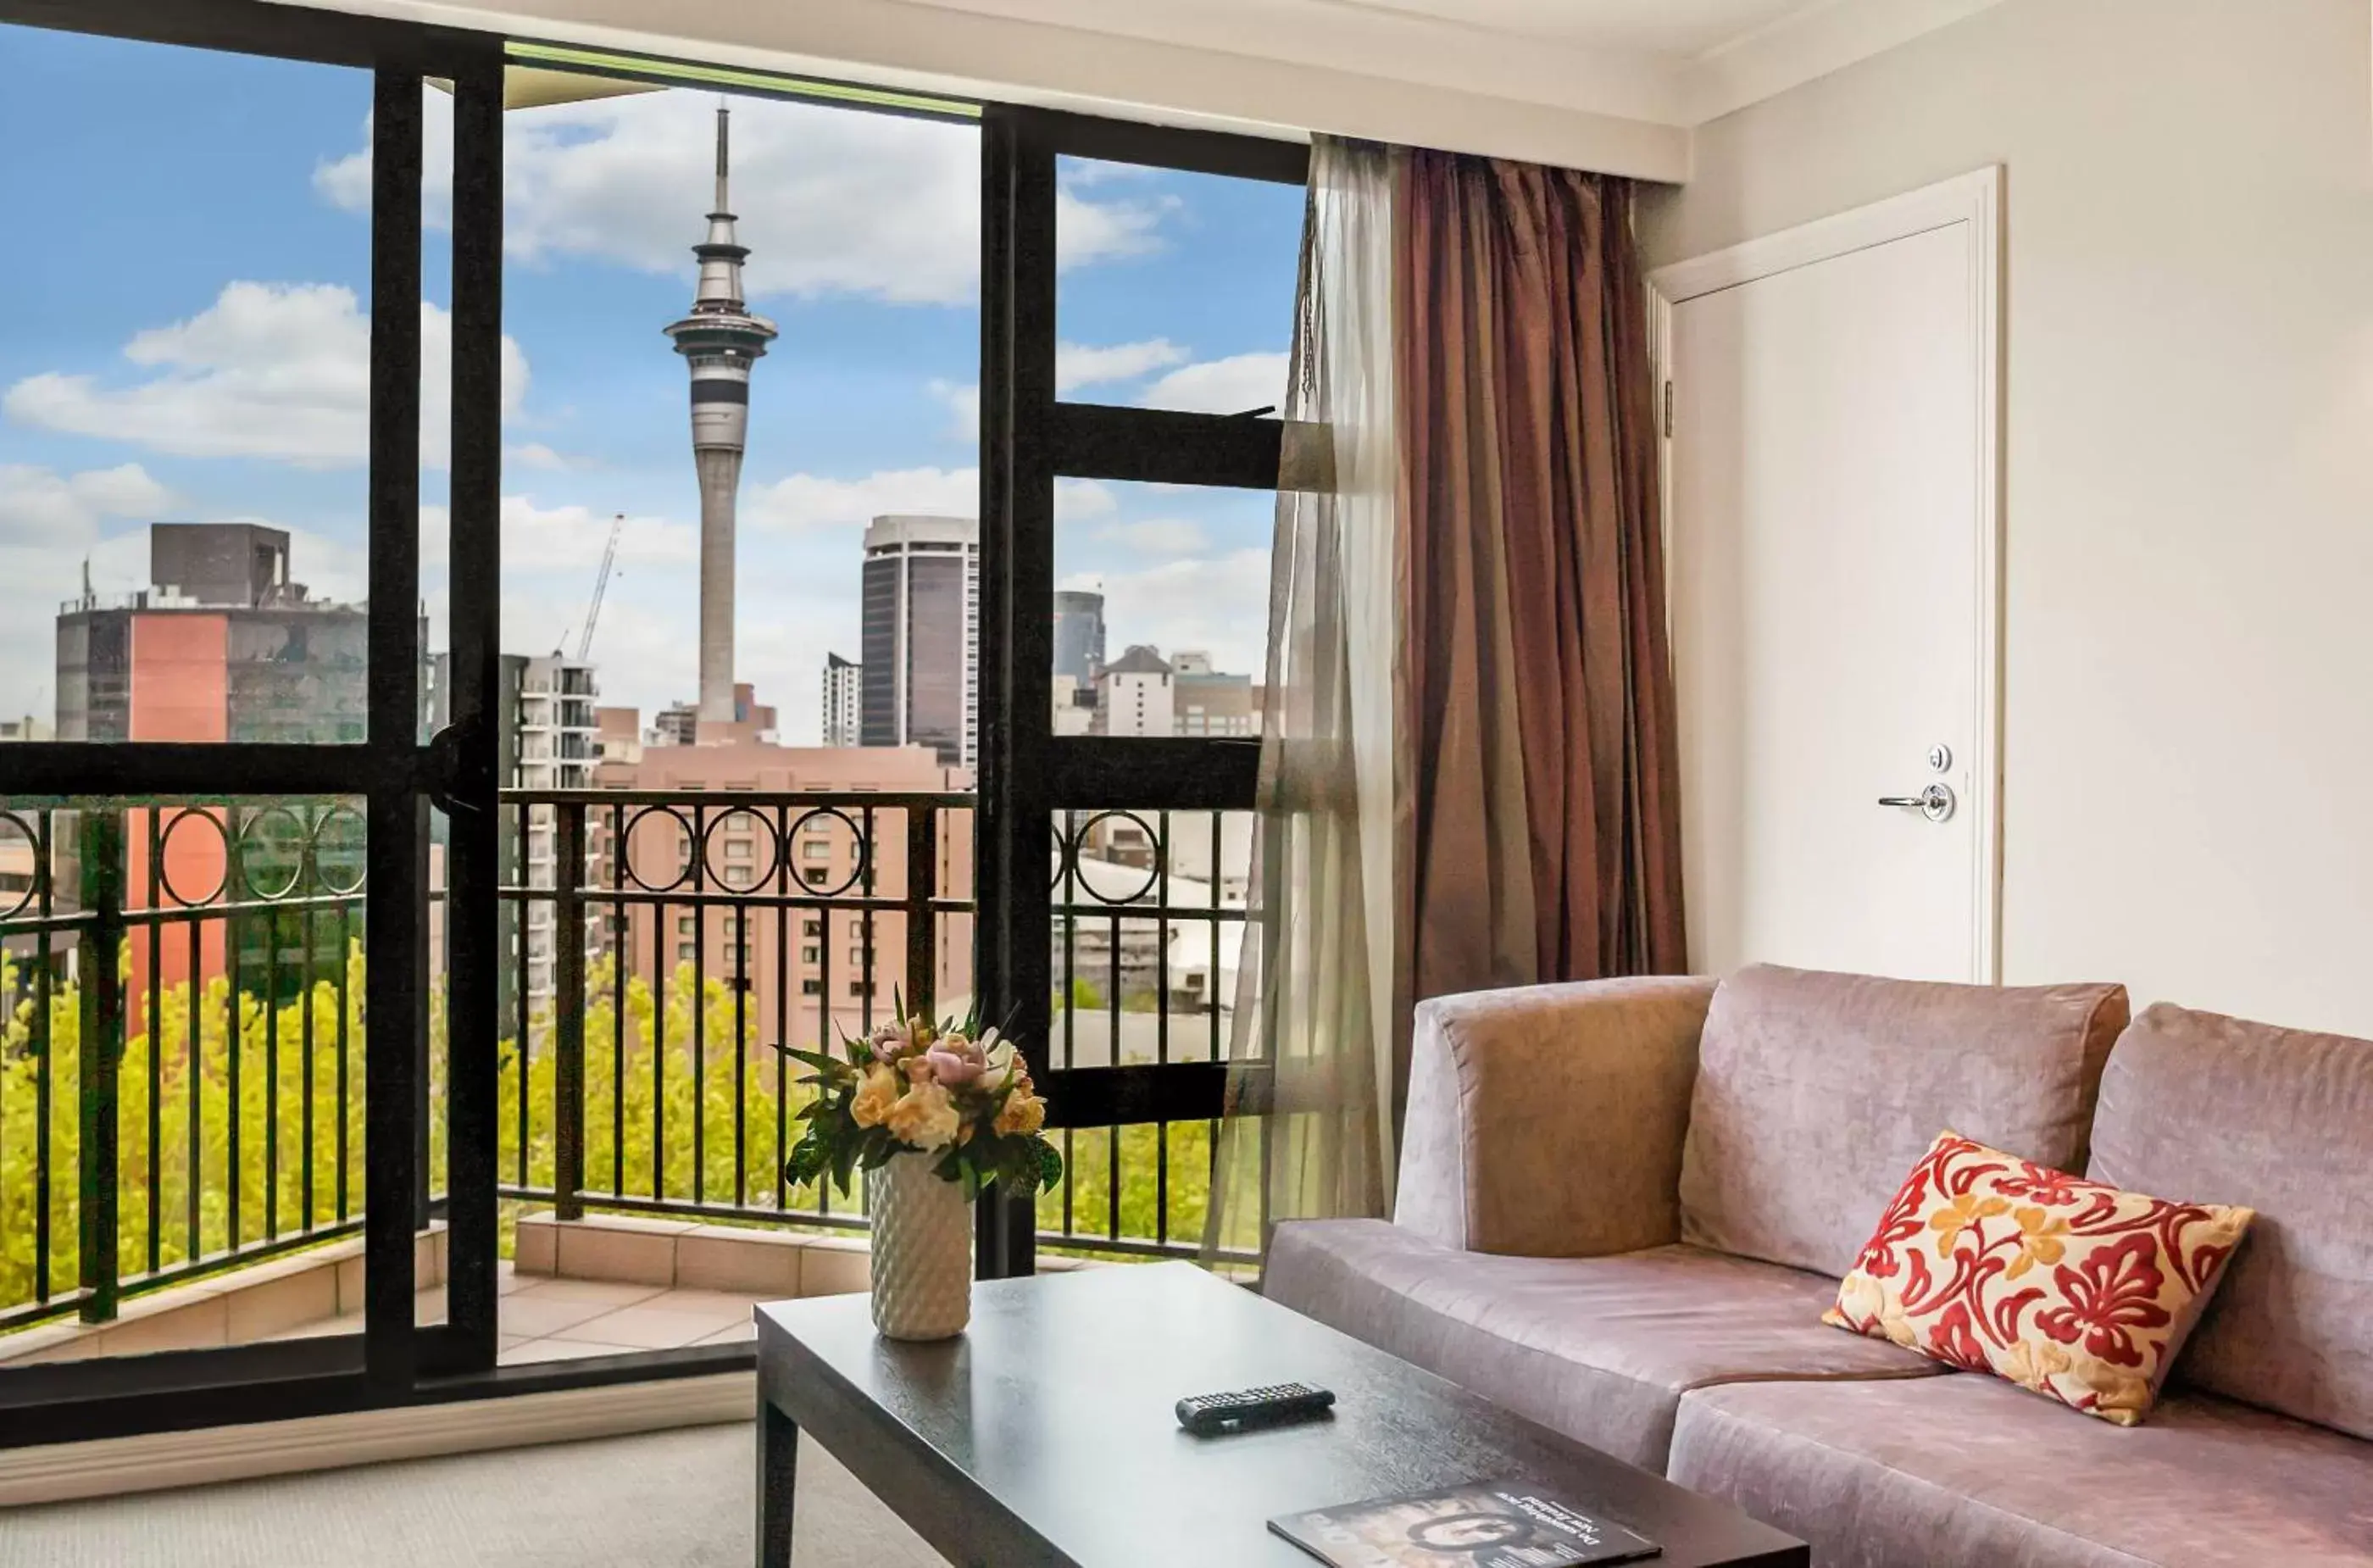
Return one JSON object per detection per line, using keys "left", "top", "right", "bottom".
{"left": 1825, "top": 1131, "right": 2254, "bottom": 1426}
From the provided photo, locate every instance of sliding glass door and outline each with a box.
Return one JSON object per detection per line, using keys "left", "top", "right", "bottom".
{"left": 0, "top": 0, "right": 1309, "bottom": 1449}
{"left": 0, "top": 7, "right": 493, "bottom": 1437}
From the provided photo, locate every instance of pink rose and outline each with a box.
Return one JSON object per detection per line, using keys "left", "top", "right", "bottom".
{"left": 925, "top": 1039, "right": 988, "bottom": 1086}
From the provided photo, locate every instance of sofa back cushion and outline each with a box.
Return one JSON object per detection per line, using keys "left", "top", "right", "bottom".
{"left": 2086, "top": 1003, "right": 2373, "bottom": 1440}
{"left": 1678, "top": 965, "right": 2129, "bottom": 1277}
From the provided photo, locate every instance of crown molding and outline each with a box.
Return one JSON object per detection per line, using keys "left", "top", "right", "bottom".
{"left": 1684, "top": 0, "right": 2012, "bottom": 125}
{"left": 273, "top": 0, "right": 2012, "bottom": 176}
{"left": 275, "top": 0, "right": 1692, "bottom": 179}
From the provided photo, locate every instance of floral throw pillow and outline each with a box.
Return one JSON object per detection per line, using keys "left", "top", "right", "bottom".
{"left": 1825, "top": 1130, "right": 2254, "bottom": 1426}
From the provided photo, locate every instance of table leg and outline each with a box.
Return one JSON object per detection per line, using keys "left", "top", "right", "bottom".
{"left": 758, "top": 1398, "right": 798, "bottom": 1566}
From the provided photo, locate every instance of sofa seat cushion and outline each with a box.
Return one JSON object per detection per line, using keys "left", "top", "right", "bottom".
{"left": 1264, "top": 1218, "right": 1942, "bottom": 1471}
{"left": 1669, "top": 1372, "right": 2373, "bottom": 1568}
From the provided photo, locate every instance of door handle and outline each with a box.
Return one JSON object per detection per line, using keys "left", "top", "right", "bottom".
{"left": 425, "top": 723, "right": 494, "bottom": 818}
{"left": 1878, "top": 783, "right": 1956, "bottom": 823}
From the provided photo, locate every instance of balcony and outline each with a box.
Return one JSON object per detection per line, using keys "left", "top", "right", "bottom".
{"left": 0, "top": 790, "right": 1252, "bottom": 1366}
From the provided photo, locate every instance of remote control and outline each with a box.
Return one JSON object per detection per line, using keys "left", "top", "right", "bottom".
{"left": 1174, "top": 1382, "right": 1337, "bottom": 1435}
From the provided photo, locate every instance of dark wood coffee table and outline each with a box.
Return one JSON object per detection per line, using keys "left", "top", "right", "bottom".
{"left": 756, "top": 1261, "right": 1804, "bottom": 1566}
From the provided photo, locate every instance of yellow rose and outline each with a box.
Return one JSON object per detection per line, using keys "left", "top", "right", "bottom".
{"left": 884, "top": 1080, "right": 961, "bottom": 1152}
{"left": 849, "top": 1065, "right": 900, "bottom": 1128}
{"left": 993, "top": 1092, "right": 1047, "bottom": 1137}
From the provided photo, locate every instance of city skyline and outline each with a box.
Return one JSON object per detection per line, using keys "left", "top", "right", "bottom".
{"left": 0, "top": 32, "right": 1300, "bottom": 740}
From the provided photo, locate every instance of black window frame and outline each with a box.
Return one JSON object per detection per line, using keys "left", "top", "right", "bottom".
{"left": 0, "top": 0, "right": 1308, "bottom": 1443}
{"left": 975, "top": 107, "right": 1305, "bottom": 1276}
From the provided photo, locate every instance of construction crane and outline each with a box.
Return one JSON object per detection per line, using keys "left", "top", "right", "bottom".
{"left": 575, "top": 513, "right": 624, "bottom": 662}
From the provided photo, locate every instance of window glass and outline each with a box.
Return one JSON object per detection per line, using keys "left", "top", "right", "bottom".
{"left": 0, "top": 27, "right": 376, "bottom": 743}
{"left": 1053, "top": 481, "right": 1272, "bottom": 734}
{"left": 1053, "top": 157, "right": 1301, "bottom": 418}
{"left": 488, "top": 71, "right": 981, "bottom": 762}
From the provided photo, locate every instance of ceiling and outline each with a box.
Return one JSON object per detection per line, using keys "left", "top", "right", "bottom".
{"left": 292, "top": 0, "right": 2007, "bottom": 177}
{"left": 1195, "top": 0, "right": 1826, "bottom": 62}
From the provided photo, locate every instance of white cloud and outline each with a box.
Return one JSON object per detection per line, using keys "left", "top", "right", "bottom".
{"left": 1057, "top": 338, "right": 1187, "bottom": 392}
{"left": 928, "top": 379, "right": 980, "bottom": 444}
{"left": 2, "top": 282, "right": 527, "bottom": 470}
{"left": 319, "top": 91, "right": 1175, "bottom": 308}
{"left": 0, "top": 462, "right": 175, "bottom": 544}
{"left": 1090, "top": 548, "right": 1270, "bottom": 679}
{"left": 1139, "top": 352, "right": 1291, "bottom": 415}
{"left": 502, "top": 495, "right": 695, "bottom": 570}
{"left": 743, "top": 466, "right": 978, "bottom": 532}
{"left": 508, "top": 442, "right": 584, "bottom": 472}
{"left": 1097, "top": 518, "right": 1211, "bottom": 555}
{"left": 1055, "top": 183, "right": 1173, "bottom": 272}
{"left": 1054, "top": 478, "right": 1115, "bottom": 522}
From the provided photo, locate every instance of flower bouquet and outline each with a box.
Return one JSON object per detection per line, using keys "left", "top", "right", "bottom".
{"left": 778, "top": 1001, "right": 1061, "bottom": 1339}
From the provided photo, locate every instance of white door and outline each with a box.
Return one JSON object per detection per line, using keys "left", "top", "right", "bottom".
{"left": 1655, "top": 170, "right": 2001, "bottom": 983}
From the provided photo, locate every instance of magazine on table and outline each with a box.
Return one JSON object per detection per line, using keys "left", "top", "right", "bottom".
{"left": 1268, "top": 1479, "right": 1663, "bottom": 1567}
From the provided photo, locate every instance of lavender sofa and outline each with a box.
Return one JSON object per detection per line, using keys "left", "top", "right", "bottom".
{"left": 1264, "top": 965, "right": 2373, "bottom": 1567}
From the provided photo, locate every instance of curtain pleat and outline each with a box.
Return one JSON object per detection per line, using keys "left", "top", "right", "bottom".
{"left": 1401, "top": 150, "right": 1687, "bottom": 1003}
{"left": 1207, "top": 139, "right": 1687, "bottom": 1264}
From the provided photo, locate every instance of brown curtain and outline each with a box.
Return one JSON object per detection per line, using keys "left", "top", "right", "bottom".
{"left": 1395, "top": 150, "right": 1687, "bottom": 1027}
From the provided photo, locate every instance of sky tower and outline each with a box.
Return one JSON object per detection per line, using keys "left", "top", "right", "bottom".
{"left": 664, "top": 103, "right": 778, "bottom": 726}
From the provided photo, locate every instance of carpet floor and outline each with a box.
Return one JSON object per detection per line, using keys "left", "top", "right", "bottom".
{"left": 0, "top": 1423, "right": 944, "bottom": 1568}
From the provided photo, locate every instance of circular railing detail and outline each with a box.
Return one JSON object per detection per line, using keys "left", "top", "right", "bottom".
{"left": 1053, "top": 809, "right": 1164, "bottom": 905}
{"left": 156, "top": 808, "right": 233, "bottom": 909}
{"left": 784, "top": 807, "right": 869, "bottom": 898}
{"left": 234, "top": 804, "right": 313, "bottom": 902}
{"left": 699, "top": 806, "right": 783, "bottom": 895}
{"left": 0, "top": 810, "right": 41, "bottom": 922}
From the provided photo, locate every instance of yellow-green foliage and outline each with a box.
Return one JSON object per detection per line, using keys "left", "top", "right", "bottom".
{"left": 495, "top": 957, "right": 842, "bottom": 1215}
{"left": 3, "top": 944, "right": 1209, "bottom": 1319}
{"left": 1, "top": 942, "right": 367, "bottom": 1311}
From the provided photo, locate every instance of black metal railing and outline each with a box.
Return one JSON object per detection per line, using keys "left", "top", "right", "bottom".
{"left": 0, "top": 787, "right": 1256, "bottom": 1337}
{"left": 0, "top": 800, "right": 368, "bottom": 1334}
{"left": 1046, "top": 808, "right": 1253, "bottom": 1261}
{"left": 492, "top": 789, "right": 969, "bottom": 1233}
{"left": 494, "top": 791, "right": 1256, "bottom": 1265}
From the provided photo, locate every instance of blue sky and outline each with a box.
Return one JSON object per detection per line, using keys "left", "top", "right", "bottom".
{"left": 0, "top": 25, "right": 1303, "bottom": 740}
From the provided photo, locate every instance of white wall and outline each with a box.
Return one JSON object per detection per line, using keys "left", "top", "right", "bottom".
{"left": 1640, "top": 0, "right": 2373, "bottom": 1035}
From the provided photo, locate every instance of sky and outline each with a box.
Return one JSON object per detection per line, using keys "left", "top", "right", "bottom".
{"left": 0, "top": 27, "right": 1303, "bottom": 742}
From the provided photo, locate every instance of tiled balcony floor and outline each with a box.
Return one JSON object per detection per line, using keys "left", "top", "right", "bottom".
{"left": 270, "top": 1263, "right": 765, "bottom": 1363}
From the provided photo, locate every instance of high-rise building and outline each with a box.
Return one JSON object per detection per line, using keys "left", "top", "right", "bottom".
{"left": 1096, "top": 645, "right": 1175, "bottom": 737}
{"left": 53, "top": 524, "right": 364, "bottom": 1008}
{"left": 859, "top": 515, "right": 979, "bottom": 769}
{"left": 428, "top": 651, "right": 602, "bottom": 1009}
{"left": 650, "top": 681, "right": 775, "bottom": 749}
{"left": 1170, "top": 650, "right": 1258, "bottom": 737}
{"left": 54, "top": 523, "right": 366, "bottom": 743}
{"left": 821, "top": 653, "right": 862, "bottom": 747}
{"left": 664, "top": 105, "right": 777, "bottom": 727}
{"left": 1053, "top": 587, "right": 1106, "bottom": 683}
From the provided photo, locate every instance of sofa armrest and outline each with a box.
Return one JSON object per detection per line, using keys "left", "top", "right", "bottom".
{"left": 1394, "top": 976, "right": 1716, "bottom": 1257}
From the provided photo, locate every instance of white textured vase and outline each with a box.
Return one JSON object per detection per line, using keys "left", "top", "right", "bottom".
{"left": 866, "top": 1152, "right": 972, "bottom": 1341}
